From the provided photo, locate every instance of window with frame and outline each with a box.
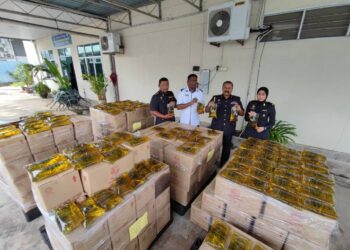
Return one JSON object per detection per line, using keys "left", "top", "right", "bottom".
{"left": 77, "top": 43, "right": 103, "bottom": 78}
{"left": 40, "top": 50, "right": 54, "bottom": 63}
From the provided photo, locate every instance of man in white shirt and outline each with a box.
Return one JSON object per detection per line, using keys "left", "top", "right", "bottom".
{"left": 176, "top": 74, "right": 205, "bottom": 126}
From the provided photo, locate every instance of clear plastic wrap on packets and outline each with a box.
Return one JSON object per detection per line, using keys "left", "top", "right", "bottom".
{"left": 192, "top": 181, "right": 338, "bottom": 250}
{"left": 40, "top": 162, "right": 170, "bottom": 250}
{"left": 200, "top": 218, "right": 273, "bottom": 250}
{"left": 211, "top": 148, "right": 338, "bottom": 249}
{"left": 0, "top": 125, "right": 22, "bottom": 139}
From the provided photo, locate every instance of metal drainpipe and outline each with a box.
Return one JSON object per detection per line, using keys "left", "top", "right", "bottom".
{"left": 108, "top": 17, "right": 120, "bottom": 101}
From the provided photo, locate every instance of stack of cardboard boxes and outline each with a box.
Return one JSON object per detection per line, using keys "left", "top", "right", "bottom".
{"left": 198, "top": 218, "right": 272, "bottom": 250}
{"left": 89, "top": 101, "right": 154, "bottom": 141}
{"left": 141, "top": 122, "right": 223, "bottom": 209}
{"left": 0, "top": 114, "right": 93, "bottom": 216}
{"left": 0, "top": 131, "right": 35, "bottom": 213}
{"left": 191, "top": 139, "right": 338, "bottom": 250}
{"left": 26, "top": 132, "right": 171, "bottom": 250}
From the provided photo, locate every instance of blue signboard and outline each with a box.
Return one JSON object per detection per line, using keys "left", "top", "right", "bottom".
{"left": 52, "top": 33, "right": 72, "bottom": 48}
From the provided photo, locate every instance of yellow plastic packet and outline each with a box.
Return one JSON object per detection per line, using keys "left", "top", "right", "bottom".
{"left": 77, "top": 198, "right": 105, "bottom": 228}
{"left": 228, "top": 232, "right": 251, "bottom": 250}
{"left": 205, "top": 220, "right": 230, "bottom": 250}
{"left": 55, "top": 202, "right": 84, "bottom": 234}
{"left": 0, "top": 125, "right": 21, "bottom": 139}
{"left": 93, "top": 189, "right": 123, "bottom": 211}
{"left": 26, "top": 154, "right": 72, "bottom": 182}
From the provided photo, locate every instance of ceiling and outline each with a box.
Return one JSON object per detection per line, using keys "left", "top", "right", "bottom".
{"left": 0, "top": 0, "right": 163, "bottom": 40}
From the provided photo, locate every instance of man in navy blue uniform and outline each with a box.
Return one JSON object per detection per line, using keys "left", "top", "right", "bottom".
{"left": 243, "top": 87, "right": 276, "bottom": 140}
{"left": 150, "top": 77, "right": 177, "bottom": 125}
{"left": 206, "top": 81, "right": 244, "bottom": 167}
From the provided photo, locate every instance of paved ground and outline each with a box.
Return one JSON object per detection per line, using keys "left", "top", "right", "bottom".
{"left": 0, "top": 86, "right": 53, "bottom": 125}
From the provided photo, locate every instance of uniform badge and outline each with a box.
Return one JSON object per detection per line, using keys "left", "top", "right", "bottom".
{"left": 251, "top": 104, "right": 256, "bottom": 110}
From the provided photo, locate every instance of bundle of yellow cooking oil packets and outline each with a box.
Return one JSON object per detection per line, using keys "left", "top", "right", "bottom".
{"left": 94, "top": 100, "right": 149, "bottom": 115}
{"left": 204, "top": 219, "right": 269, "bottom": 250}
{"left": 0, "top": 124, "right": 22, "bottom": 139}
{"left": 19, "top": 112, "right": 73, "bottom": 134}
{"left": 220, "top": 137, "right": 336, "bottom": 219}
{"left": 26, "top": 154, "right": 72, "bottom": 182}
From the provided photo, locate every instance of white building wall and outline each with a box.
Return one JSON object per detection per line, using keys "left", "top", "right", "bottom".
{"left": 110, "top": 0, "right": 350, "bottom": 153}
{"left": 35, "top": 33, "right": 116, "bottom": 102}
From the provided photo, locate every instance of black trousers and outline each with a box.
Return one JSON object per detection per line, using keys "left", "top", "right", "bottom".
{"left": 220, "top": 134, "right": 233, "bottom": 167}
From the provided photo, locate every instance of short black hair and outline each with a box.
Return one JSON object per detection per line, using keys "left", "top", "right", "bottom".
{"left": 158, "top": 77, "right": 169, "bottom": 86}
{"left": 222, "top": 81, "right": 233, "bottom": 87}
{"left": 187, "top": 74, "right": 198, "bottom": 81}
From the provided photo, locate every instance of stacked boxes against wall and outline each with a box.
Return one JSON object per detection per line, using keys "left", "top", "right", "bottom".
{"left": 140, "top": 122, "right": 223, "bottom": 207}
{"left": 89, "top": 100, "right": 154, "bottom": 141}
{"left": 199, "top": 218, "right": 272, "bottom": 250}
{"left": 0, "top": 112, "right": 93, "bottom": 214}
{"left": 191, "top": 138, "right": 338, "bottom": 250}
{"left": 26, "top": 131, "right": 171, "bottom": 250}
{"left": 0, "top": 124, "right": 36, "bottom": 212}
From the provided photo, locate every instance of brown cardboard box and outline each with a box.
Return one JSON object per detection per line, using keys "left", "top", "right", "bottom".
{"left": 25, "top": 130, "right": 55, "bottom": 154}
{"left": 156, "top": 187, "right": 170, "bottom": 213}
{"left": 126, "top": 108, "right": 148, "bottom": 125}
{"left": 108, "top": 195, "right": 137, "bottom": 233}
{"left": 145, "top": 116, "right": 154, "bottom": 127}
{"left": 148, "top": 136, "right": 169, "bottom": 162}
{"left": 90, "top": 107, "right": 127, "bottom": 141}
{"left": 70, "top": 115, "right": 93, "bottom": 140}
{"left": 77, "top": 136, "right": 94, "bottom": 145}
{"left": 138, "top": 222, "right": 157, "bottom": 250}
{"left": 170, "top": 182, "right": 197, "bottom": 207}
{"left": 45, "top": 218, "right": 111, "bottom": 250}
{"left": 125, "top": 239, "right": 139, "bottom": 250}
{"left": 137, "top": 199, "right": 156, "bottom": 225}
{"left": 263, "top": 196, "right": 336, "bottom": 247}
{"left": 127, "top": 120, "right": 147, "bottom": 133}
{"left": 52, "top": 124, "right": 75, "bottom": 146}
{"left": 197, "top": 127, "right": 223, "bottom": 150}
{"left": 0, "top": 133, "right": 32, "bottom": 162}
{"left": 97, "top": 239, "right": 113, "bottom": 250}
{"left": 190, "top": 195, "right": 212, "bottom": 231}
{"left": 284, "top": 234, "right": 323, "bottom": 250}
{"left": 134, "top": 180, "right": 155, "bottom": 212}
{"left": 170, "top": 166, "right": 199, "bottom": 191}
{"left": 56, "top": 140, "right": 77, "bottom": 153}
{"left": 31, "top": 168, "right": 83, "bottom": 211}
{"left": 164, "top": 143, "right": 208, "bottom": 174}
{"left": 111, "top": 220, "right": 135, "bottom": 250}
{"left": 214, "top": 174, "right": 263, "bottom": 217}
{"left": 154, "top": 166, "right": 170, "bottom": 197}
{"left": 123, "top": 140, "right": 150, "bottom": 164}
{"left": 156, "top": 203, "right": 171, "bottom": 234}
{"left": 0, "top": 154, "right": 34, "bottom": 182}
{"left": 32, "top": 146, "right": 58, "bottom": 162}
{"left": 7, "top": 175, "right": 32, "bottom": 198}
{"left": 81, "top": 153, "right": 134, "bottom": 196}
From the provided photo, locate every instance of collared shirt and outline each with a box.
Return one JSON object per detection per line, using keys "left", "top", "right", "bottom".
{"left": 150, "top": 90, "right": 177, "bottom": 124}
{"left": 209, "top": 94, "right": 244, "bottom": 135}
{"left": 177, "top": 87, "right": 204, "bottom": 126}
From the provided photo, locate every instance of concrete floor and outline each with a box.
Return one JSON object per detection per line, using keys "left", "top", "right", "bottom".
{"left": 0, "top": 86, "right": 350, "bottom": 250}
{"left": 0, "top": 86, "right": 53, "bottom": 125}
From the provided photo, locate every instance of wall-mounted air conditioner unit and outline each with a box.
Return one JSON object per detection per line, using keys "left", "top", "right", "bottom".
{"left": 100, "top": 32, "right": 121, "bottom": 54}
{"left": 207, "top": 0, "right": 251, "bottom": 43}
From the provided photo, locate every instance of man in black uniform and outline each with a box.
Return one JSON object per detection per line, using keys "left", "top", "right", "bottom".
{"left": 206, "top": 81, "right": 244, "bottom": 167}
{"left": 243, "top": 87, "right": 276, "bottom": 140}
{"left": 150, "top": 77, "right": 177, "bottom": 125}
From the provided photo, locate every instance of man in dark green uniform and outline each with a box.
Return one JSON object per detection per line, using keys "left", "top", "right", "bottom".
{"left": 206, "top": 81, "right": 244, "bottom": 167}
{"left": 150, "top": 77, "right": 177, "bottom": 125}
